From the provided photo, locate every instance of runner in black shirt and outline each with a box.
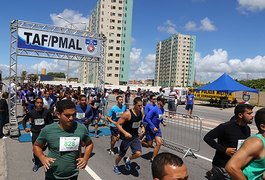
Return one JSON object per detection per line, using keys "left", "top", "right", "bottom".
{"left": 113, "top": 97, "right": 145, "bottom": 175}
{"left": 204, "top": 104, "right": 253, "bottom": 180}
{"left": 22, "top": 97, "right": 53, "bottom": 172}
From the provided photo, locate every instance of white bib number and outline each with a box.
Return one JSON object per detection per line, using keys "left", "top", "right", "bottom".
{"left": 34, "top": 118, "right": 45, "bottom": 125}
{"left": 158, "top": 114, "right": 163, "bottom": 120}
{"left": 116, "top": 112, "right": 123, "bottom": 118}
{"left": 76, "top": 112, "right": 85, "bottom": 119}
{"left": 132, "top": 121, "right": 141, "bottom": 129}
{"left": 237, "top": 139, "right": 245, "bottom": 150}
{"left": 59, "top": 137, "right": 80, "bottom": 152}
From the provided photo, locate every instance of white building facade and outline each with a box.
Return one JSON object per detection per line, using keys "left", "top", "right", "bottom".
{"left": 80, "top": 0, "right": 133, "bottom": 85}
{"left": 154, "top": 34, "right": 196, "bottom": 87}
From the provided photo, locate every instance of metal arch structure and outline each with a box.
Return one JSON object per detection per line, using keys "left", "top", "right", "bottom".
{"left": 8, "top": 20, "right": 105, "bottom": 137}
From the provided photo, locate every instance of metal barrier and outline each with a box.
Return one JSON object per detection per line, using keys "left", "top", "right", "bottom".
{"left": 105, "top": 96, "right": 202, "bottom": 158}
{"left": 162, "top": 110, "right": 202, "bottom": 158}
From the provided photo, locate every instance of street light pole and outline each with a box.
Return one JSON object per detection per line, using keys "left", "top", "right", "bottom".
{"left": 56, "top": 15, "right": 87, "bottom": 82}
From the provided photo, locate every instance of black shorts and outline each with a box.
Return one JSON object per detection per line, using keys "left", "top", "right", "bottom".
{"left": 110, "top": 126, "right": 120, "bottom": 137}
{"left": 168, "top": 100, "right": 176, "bottom": 111}
{"left": 119, "top": 137, "right": 142, "bottom": 157}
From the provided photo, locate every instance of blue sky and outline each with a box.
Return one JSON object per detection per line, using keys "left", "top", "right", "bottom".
{"left": 1, "top": 0, "right": 265, "bottom": 82}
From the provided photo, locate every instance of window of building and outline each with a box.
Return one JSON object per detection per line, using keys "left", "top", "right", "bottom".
{"left": 111, "top": 6, "right": 116, "bottom": 9}
{"left": 116, "top": 54, "right": 120, "bottom": 57}
{"left": 107, "top": 73, "right": 112, "bottom": 77}
{"left": 117, "top": 27, "right": 121, "bottom": 30}
{"left": 110, "top": 19, "right": 115, "bottom": 23}
{"left": 115, "top": 67, "right": 119, "bottom": 70}
{"left": 107, "top": 67, "right": 113, "bottom": 70}
{"left": 108, "top": 46, "right": 113, "bottom": 50}
{"left": 109, "top": 39, "right": 114, "bottom": 43}
{"left": 110, "top": 26, "right": 115, "bottom": 30}
{"left": 107, "top": 60, "right": 113, "bottom": 63}
{"left": 118, "top": 20, "right": 122, "bottom": 23}
{"left": 115, "top": 60, "right": 119, "bottom": 64}
{"left": 119, "top": 7, "right": 122, "bottom": 10}
{"left": 116, "top": 47, "right": 120, "bottom": 50}
{"left": 110, "top": 12, "right": 115, "bottom": 16}
{"left": 108, "top": 53, "right": 113, "bottom": 56}
{"left": 115, "top": 74, "right": 119, "bottom": 77}
{"left": 116, "top": 40, "right": 121, "bottom": 44}
{"left": 111, "top": 0, "right": 116, "bottom": 2}
{"left": 117, "top": 33, "right": 121, "bottom": 37}
{"left": 118, "top": 13, "right": 122, "bottom": 17}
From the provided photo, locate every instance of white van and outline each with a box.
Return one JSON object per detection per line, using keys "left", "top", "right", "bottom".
{"left": 163, "top": 87, "right": 188, "bottom": 105}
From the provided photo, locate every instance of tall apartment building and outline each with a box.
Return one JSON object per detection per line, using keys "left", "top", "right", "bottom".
{"left": 154, "top": 34, "right": 196, "bottom": 87}
{"left": 80, "top": 0, "right": 133, "bottom": 85}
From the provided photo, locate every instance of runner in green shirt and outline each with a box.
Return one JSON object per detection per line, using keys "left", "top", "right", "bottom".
{"left": 33, "top": 99, "right": 93, "bottom": 180}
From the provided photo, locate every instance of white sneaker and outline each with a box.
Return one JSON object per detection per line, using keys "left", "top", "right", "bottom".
{"left": 109, "top": 150, "right": 115, "bottom": 155}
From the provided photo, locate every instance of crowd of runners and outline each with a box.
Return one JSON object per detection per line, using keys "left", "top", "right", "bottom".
{"left": 5, "top": 83, "right": 188, "bottom": 179}
{"left": 2, "top": 81, "right": 265, "bottom": 179}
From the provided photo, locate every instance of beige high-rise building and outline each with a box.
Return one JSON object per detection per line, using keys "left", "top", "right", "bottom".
{"left": 155, "top": 34, "right": 196, "bottom": 87}
{"left": 80, "top": 0, "right": 133, "bottom": 85}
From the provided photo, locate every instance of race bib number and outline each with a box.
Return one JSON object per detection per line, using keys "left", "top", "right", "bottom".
{"left": 76, "top": 112, "right": 85, "bottom": 119}
{"left": 34, "top": 118, "right": 45, "bottom": 125}
{"left": 116, "top": 112, "right": 123, "bottom": 118}
{"left": 237, "top": 139, "right": 245, "bottom": 150}
{"left": 59, "top": 137, "right": 80, "bottom": 152}
{"left": 132, "top": 121, "right": 141, "bottom": 129}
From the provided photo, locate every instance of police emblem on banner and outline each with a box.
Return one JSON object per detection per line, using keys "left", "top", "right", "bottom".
{"left": 85, "top": 39, "right": 97, "bottom": 54}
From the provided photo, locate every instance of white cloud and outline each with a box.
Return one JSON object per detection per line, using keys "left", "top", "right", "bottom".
{"left": 237, "top": 0, "right": 265, "bottom": 13}
{"left": 185, "top": 21, "right": 197, "bottom": 31}
{"left": 185, "top": 17, "right": 216, "bottom": 31}
{"left": 30, "top": 60, "right": 80, "bottom": 77}
{"left": 157, "top": 20, "right": 177, "bottom": 34}
{"left": 129, "top": 48, "right": 156, "bottom": 80}
{"left": 130, "top": 48, "right": 142, "bottom": 64}
{"left": 50, "top": 9, "right": 89, "bottom": 29}
{"left": 195, "top": 49, "right": 265, "bottom": 82}
{"left": 200, "top": 17, "right": 216, "bottom": 31}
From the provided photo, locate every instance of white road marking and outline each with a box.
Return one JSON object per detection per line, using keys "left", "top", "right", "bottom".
{"left": 194, "top": 153, "right": 213, "bottom": 162}
{"left": 85, "top": 165, "right": 102, "bottom": 180}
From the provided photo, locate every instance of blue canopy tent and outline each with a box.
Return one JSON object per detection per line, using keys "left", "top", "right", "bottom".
{"left": 196, "top": 73, "right": 259, "bottom": 93}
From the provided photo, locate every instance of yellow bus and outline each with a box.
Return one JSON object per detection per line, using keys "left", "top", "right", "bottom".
{"left": 189, "top": 88, "right": 235, "bottom": 102}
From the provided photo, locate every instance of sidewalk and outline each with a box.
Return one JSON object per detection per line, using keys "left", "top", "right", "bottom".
{"left": 0, "top": 138, "right": 7, "bottom": 180}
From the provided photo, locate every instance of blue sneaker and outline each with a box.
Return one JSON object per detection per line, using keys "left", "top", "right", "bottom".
{"left": 113, "top": 165, "right": 121, "bottom": 175}
{"left": 124, "top": 158, "right": 131, "bottom": 171}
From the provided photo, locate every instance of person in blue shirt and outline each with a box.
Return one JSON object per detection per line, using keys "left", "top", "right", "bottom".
{"left": 75, "top": 94, "right": 94, "bottom": 130}
{"left": 186, "top": 91, "right": 195, "bottom": 117}
{"left": 140, "top": 94, "right": 157, "bottom": 140}
{"left": 106, "top": 95, "right": 127, "bottom": 155}
{"left": 143, "top": 96, "right": 166, "bottom": 162}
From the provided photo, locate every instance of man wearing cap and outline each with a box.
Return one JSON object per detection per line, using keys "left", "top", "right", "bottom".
{"left": 142, "top": 96, "right": 166, "bottom": 162}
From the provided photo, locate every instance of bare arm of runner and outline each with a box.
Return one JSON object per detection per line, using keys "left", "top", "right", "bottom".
{"left": 106, "top": 116, "right": 116, "bottom": 124}
{"left": 33, "top": 141, "right": 56, "bottom": 172}
{"left": 77, "top": 140, "right": 94, "bottom": 169}
{"left": 225, "top": 137, "right": 264, "bottom": 180}
{"left": 116, "top": 111, "right": 132, "bottom": 139}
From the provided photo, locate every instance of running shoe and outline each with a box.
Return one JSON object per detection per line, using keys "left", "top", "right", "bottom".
{"left": 113, "top": 165, "right": 121, "bottom": 175}
{"left": 95, "top": 134, "right": 99, "bottom": 138}
{"left": 32, "top": 164, "right": 39, "bottom": 172}
{"left": 124, "top": 158, "right": 131, "bottom": 171}
{"left": 108, "top": 150, "right": 115, "bottom": 155}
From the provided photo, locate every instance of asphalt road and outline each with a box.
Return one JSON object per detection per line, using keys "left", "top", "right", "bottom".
{"left": 1, "top": 95, "right": 262, "bottom": 180}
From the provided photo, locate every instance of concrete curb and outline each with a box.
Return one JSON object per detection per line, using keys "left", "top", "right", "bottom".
{"left": 0, "top": 138, "right": 7, "bottom": 180}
